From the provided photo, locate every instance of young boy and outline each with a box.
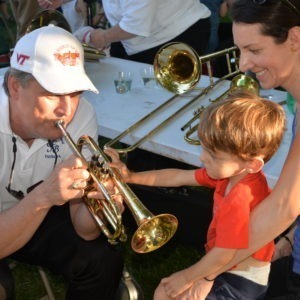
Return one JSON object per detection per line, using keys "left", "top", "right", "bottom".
{"left": 105, "top": 91, "right": 286, "bottom": 299}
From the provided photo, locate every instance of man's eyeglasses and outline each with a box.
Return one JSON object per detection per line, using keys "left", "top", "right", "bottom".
{"left": 253, "top": 0, "right": 300, "bottom": 17}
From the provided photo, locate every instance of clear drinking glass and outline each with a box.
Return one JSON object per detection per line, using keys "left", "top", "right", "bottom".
{"left": 140, "top": 66, "right": 157, "bottom": 88}
{"left": 114, "top": 71, "right": 133, "bottom": 94}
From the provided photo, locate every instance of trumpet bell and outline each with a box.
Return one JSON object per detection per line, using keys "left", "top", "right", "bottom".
{"left": 154, "top": 42, "right": 201, "bottom": 94}
{"left": 56, "top": 121, "right": 178, "bottom": 253}
{"left": 132, "top": 214, "right": 178, "bottom": 254}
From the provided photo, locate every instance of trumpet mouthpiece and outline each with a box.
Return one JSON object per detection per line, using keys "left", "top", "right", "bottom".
{"left": 55, "top": 120, "right": 64, "bottom": 127}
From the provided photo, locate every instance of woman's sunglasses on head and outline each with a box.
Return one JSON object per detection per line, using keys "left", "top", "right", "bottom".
{"left": 253, "top": 0, "right": 300, "bottom": 16}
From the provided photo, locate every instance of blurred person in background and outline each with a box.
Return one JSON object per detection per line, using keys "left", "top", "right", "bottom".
{"left": 74, "top": 0, "right": 211, "bottom": 64}
{"left": 10, "top": 0, "right": 87, "bottom": 39}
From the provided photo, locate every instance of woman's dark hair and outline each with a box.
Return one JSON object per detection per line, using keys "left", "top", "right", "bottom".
{"left": 231, "top": 0, "right": 300, "bottom": 43}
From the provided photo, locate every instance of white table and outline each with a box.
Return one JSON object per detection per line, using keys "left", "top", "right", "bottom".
{"left": 0, "top": 57, "right": 292, "bottom": 188}
{"left": 83, "top": 57, "right": 292, "bottom": 188}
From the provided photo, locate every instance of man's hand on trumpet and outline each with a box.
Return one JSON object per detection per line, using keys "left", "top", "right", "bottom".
{"left": 86, "top": 175, "right": 125, "bottom": 214}
{"left": 34, "top": 155, "right": 89, "bottom": 208}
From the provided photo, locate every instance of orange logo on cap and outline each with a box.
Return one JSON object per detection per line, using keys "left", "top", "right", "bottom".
{"left": 54, "top": 51, "right": 80, "bottom": 66}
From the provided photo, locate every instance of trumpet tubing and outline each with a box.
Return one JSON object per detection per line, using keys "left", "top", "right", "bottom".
{"left": 56, "top": 121, "right": 178, "bottom": 253}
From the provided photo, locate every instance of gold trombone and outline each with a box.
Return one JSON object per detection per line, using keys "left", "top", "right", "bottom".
{"left": 56, "top": 120, "right": 178, "bottom": 253}
{"left": 105, "top": 42, "right": 240, "bottom": 153}
{"left": 182, "top": 74, "right": 260, "bottom": 145}
{"left": 25, "top": 9, "right": 106, "bottom": 61}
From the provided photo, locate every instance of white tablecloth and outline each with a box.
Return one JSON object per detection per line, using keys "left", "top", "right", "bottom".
{"left": 83, "top": 57, "right": 291, "bottom": 188}
{"left": 0, "top": 57, "right": 292, "bottom": 188}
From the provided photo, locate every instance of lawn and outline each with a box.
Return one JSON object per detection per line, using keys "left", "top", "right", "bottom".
{"left": 12, "top": 237, "right": 202, "bottom": 300}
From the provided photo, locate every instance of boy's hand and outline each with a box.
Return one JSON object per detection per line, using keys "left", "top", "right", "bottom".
{"left": 177, "top": 278, "right": 214, "bottom": 300}
{"left": 161, "top": 269, "right": 192, "bottom": 298}
{"left": 104, "top": 147, "right": 132, "bottom": 182}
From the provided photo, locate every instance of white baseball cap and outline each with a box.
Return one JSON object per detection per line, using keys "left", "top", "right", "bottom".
{"left": 10, "top": 25, "right": 99, "bottom": 94}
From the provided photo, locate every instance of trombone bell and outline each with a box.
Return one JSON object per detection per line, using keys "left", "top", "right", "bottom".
{"left": 154, "top": 42, "right": 201, "bottom": 94}
{"left": 105, "top": 43, "right": 240, "bottom": 153}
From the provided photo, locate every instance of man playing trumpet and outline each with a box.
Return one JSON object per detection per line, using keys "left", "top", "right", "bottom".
{"left": 0, "top": 25, "right": 123, "bottom": 299}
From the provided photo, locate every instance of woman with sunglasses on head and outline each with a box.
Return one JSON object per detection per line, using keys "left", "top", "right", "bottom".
{"left": 152, "top": 0, "right": 300, "bottom": 299}
{"left": 230, "top": 1, "right": 300, "bottom": 298}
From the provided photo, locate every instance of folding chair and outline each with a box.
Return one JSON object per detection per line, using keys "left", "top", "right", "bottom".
{"left": 9, "top": 262, "right": 56, "bottom": 300}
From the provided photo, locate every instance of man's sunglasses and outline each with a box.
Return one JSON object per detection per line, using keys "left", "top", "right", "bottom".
{"left": 6, "top": 181, "right": 43, "bottom": 201}
{"left": 253, "top": 0, "right": 300, "bottom": 16}
{"left": 6, "top": 137, "right": 55, "bottom": 201}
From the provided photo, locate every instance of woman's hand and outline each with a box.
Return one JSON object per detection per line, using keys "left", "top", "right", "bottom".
{"left": 272, "top": 236, "right": 293, "bottom": 261}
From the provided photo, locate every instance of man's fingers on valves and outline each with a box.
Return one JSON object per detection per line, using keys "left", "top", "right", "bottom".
{"left": 70, "top": 181, "right": 87, "bottom": 190}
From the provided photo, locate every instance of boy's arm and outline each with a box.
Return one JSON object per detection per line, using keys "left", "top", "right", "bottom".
{"left": 161, "top": 247, "right": 236, "bottom": 298}
{"left": 105, "top": 147, "right": 199, "bottom": 187}
{"left": 129, "top": 168, "right": 198, "bottom": 187}
{"left": 184, "top": 247, "right": 236, "bottom": 282}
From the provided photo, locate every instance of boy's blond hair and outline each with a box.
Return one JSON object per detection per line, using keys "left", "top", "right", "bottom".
{"left": 198, "top": 91, "right": 286, "bottom": 162}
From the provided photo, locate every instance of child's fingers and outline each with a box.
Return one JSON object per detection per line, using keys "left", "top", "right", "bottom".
{"left": 104, "top": 147, "right": 120, "bottom": 162}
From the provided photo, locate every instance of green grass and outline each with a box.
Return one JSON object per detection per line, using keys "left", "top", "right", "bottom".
{"left": 123, "top": 238, "right": 201, "bottom": 299}
{"left": 12, "top": 237, "right": 202, "bottom": 300}
{"left": 12, "top": 263, "right": 65, "bottom": 300}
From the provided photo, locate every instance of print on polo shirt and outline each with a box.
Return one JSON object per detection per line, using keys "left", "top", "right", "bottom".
{"left": 45, "top": 140, "right": 62, "bottom": 160}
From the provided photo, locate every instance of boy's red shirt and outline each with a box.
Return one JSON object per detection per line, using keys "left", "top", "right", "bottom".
{"left": 195, "top": 168, "right": 274, "bottom": 262}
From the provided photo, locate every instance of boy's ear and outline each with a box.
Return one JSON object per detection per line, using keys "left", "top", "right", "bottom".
{"left": 246, "top": 157, "right": 264, "bottom": 174}
{"left": 288, "top": 26, "right": 300, "bottom": 52}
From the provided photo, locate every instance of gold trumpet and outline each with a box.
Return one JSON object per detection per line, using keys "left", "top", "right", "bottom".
{"left": 56, "top": 120, "right": 178, "bottom": 253}
{"left": 105, "top": 42, "right": 240, "bottom": 153}
{"left": 182, "top": 74, "right": 260, "bottom": 145}
{"left": 25, "top": 9, "right": 106, "bottom": 61}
